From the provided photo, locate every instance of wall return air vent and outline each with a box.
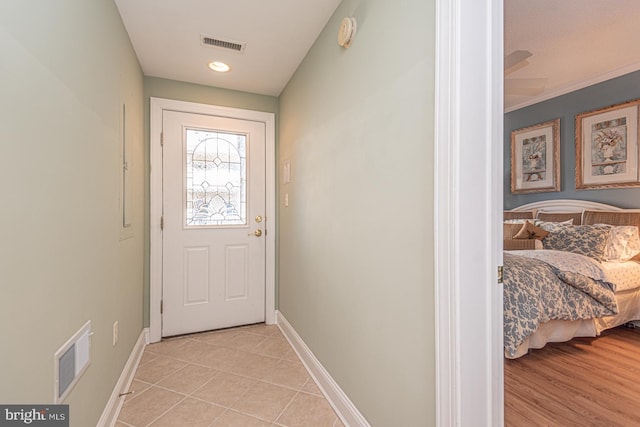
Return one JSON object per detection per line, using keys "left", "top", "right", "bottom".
{"left": 201, "top": 34, "right": 246, "bottom": 53}
{"left": 54, "top": 320, "right": 91, "bottom": 403}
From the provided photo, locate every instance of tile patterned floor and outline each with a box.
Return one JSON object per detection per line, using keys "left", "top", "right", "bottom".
{"left": 116, "top": 324, "right": 345, "bottom": 427}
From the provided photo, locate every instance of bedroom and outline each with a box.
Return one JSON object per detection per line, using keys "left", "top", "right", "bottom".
{"left": 503, "top": 0, "right": 640, "bottom": 424}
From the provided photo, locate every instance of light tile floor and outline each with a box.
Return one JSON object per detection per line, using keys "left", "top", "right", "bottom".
{"left": 116, "top": 324, "right": 344, "bottom": 427}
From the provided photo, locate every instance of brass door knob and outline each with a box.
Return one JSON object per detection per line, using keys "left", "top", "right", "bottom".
{"left": 249, "top": 229, "right": 263, "bottom": 237}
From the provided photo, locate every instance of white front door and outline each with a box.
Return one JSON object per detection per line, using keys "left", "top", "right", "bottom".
{"left": 162, "top": 110, "right": 266, "bottom": 337}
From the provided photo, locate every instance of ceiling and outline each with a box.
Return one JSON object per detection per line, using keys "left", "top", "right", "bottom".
{"left": 114, "top": 0, "right": 342, "bottom": 97}
{"left": 114, "top": 1, "right": 640, "bottom": 108}
{"left": 505, "top": 0, "right": 640, "bottom": 111}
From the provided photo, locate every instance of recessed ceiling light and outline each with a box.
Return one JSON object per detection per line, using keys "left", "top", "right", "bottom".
{"left": 208, "top": 61, "right": 231, "bottom": 73}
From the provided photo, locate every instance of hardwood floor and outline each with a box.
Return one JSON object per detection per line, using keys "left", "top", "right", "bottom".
{"left": 505, "top": 326, "right": 640, "bottom": 427}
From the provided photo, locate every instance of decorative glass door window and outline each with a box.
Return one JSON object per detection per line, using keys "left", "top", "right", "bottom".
{"left": 185, "top": 128, "right": 247, "bottom": 227}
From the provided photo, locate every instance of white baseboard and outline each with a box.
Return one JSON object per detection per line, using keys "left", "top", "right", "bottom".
{"left": 276, "top": 311, "right": 370, "bottom": 427}
{"left": 97, "top": 328, "right": 149, "bottom": 427}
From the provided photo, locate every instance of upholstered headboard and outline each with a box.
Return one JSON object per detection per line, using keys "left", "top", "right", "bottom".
{"left": 510, "top": 200, "right": 620, "bottom": 225}
{"left": 507, "top": 200, "right": 640, "bottom": 258}
{"left": 509, "top": 200, "right": 640, "bottom": 226}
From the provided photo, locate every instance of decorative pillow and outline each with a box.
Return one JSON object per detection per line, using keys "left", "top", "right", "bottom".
{"left": 514, "top": 221, "right": 549, "bottom": 240}
{"left": 535, "top": 218, "right": 574, "bottom": 230}
{"left": 542, "top": 224, "right": 611, "bottom": 261}
{"left": 598, "top": 224, "right": 640, "bottom": 262}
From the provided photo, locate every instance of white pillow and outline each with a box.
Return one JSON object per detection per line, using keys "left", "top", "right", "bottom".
{"left": 503, "top": 219, "right": 529, "bottom": 224}
{"left": 599, "top": 225, "right": 640, "bottom": 262}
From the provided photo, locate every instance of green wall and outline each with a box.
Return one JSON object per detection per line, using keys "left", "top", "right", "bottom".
{"left": 142, "top": 77, "right": 279, "bottom": 326}
{"left": 277, "top": 0, "right": 436, "bottom": 425}
{"left": 0, "top": 0, "right": 436, "bottom": 424}
{"left": 0, "top": 1, "right": 145, "bottom": 426}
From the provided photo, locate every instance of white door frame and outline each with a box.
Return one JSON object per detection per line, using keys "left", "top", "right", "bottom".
{"left": 434, "top": 0, "right": 504, "bottom": 425}
{"left": 149, "top": 97, "right": 276, "bottom": 343}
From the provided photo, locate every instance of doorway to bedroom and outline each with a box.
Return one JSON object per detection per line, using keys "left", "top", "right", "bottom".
{"left": 502, "top": 1, "right": 640, "bottom": 424}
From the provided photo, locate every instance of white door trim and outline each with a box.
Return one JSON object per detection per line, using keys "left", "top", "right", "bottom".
{"left": 149, "top": 97, "right": 276, "bottom": 343}
{"left": 434, "top": 0, "right": 504, "bottom": 425}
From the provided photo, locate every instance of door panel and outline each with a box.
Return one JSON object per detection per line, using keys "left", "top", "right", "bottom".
{"left": 225, "top": 245, "right": 249, "bottom": 300}
{"left": 162, "top": 110, "right": 266, "bottom": 337}
{"left": 183, "top": 246, "right": 209, "bottom": 304}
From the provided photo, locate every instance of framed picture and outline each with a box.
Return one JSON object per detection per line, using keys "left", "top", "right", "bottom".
{"left": 576, "top": 99, "right": 640, "bottom": 189}
{"left": 510, "top": 119, "right": 561, "bottom": 194}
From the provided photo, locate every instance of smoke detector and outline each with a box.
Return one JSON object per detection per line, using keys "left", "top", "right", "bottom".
{"left": 337, "top": 17, "right": 357, "bottom": 48}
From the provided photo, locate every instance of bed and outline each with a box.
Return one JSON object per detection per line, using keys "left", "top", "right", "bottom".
{"left": 504, "top": 199, "right": 640, "bottom": 359}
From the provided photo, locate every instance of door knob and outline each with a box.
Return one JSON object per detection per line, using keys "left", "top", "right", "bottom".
{"left": 249, "top": 229, "right": 263, "bottom": 237}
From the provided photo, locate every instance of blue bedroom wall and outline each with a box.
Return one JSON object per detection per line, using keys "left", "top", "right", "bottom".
{"left": 504, "top": 70, "right": 640, "bottom": 209}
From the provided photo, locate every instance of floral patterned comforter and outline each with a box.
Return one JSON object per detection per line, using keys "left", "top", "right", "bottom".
{"left": 503, "top": 250, "right": 618, "bottom": 357}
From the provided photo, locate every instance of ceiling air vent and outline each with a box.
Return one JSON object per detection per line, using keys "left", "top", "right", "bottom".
{"left": 201, "top": 34, "right": 246, "bottom": 54}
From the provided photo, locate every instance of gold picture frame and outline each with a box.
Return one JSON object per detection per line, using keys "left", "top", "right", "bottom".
{"left": 510, "top": 119, "right": 561, "bottom": 194}
{"left": 576, "top": 99, "right": 640, "bottom": 190}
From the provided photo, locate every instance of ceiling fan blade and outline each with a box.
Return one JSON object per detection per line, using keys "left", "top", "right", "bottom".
{"left": 505, "top": 78, "right": 547, "bottom": 96}
{"left": 504, "top": 50, "right": 533, "bottom": 70}
{"left": 506, "top": 87, "right": 546, "bottom": 96}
